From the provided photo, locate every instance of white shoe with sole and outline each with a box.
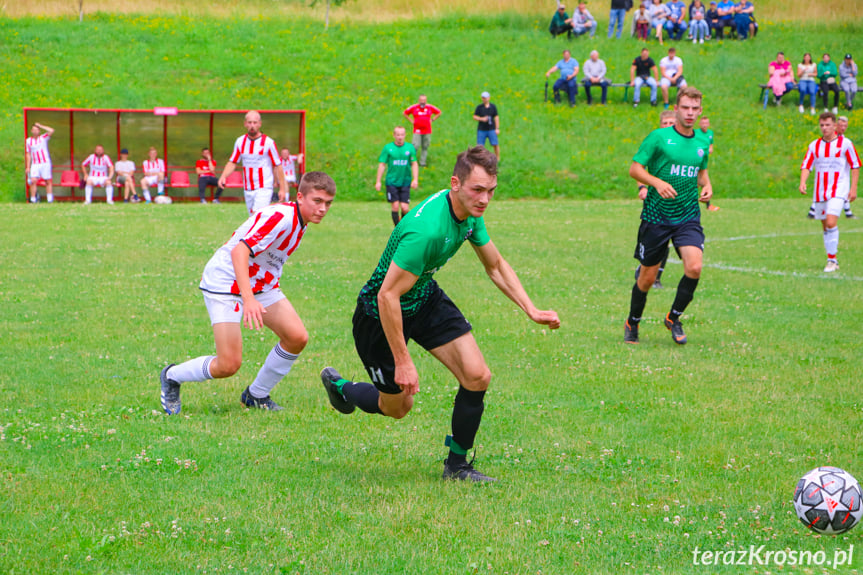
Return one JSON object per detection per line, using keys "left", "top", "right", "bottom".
{"left": 824, "top": 260, "right": 839, "bottom": 273}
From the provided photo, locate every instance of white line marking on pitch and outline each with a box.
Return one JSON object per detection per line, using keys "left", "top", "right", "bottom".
{"left": 666, "top": 258, "right": 863, "bottom": 281}
{"left": 707, "top": 229, "right": 863, "bottom": 243}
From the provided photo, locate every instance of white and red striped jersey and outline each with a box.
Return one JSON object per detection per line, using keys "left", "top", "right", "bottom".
{"left": 25, "top": 134, "right": 51, "bottom": 165}
{"left": 229, "top": 134, "right": 282, "bottom": 192}
{"left": 199, "top": 202, "right": 306, "bottom": 296}
{"left": 801, "top": 136, "right": 861, "bottom": 201}
{"left": 82, "top": 153, "right": 114, "bottom": 177}
{"left": 143, "top": 159, "right": 165, "bottom": 175}
{"left": 282, "top": 155, "right": 298, "bottom": 183}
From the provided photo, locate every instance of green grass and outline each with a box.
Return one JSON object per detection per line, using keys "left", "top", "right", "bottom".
{"left": 2, "top": 15, "right": 861, "bottom": 204}
{"left": 1, "top": 199, "right": 862, "bottom": 573}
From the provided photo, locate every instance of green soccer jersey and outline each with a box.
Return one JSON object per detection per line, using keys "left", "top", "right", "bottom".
{"left": 378, "top": 142, "right": 417, "bottom": 187}
{"left": 633, "top": 126, "right": 710, "bottom": 225}
{"left": 358, "top": 190, "right": 491, "bottom": 318}
{"left": 701, "top": 128, "right": 714, "bottom": 146}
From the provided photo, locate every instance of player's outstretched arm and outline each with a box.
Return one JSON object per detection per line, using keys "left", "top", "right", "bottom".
{"left": 230, "top": 242, "right": 266, "bottom": 330}
{"left": 473, "top": 240, "right": 560, "bottom": 330}
{"left": 698, "top": 168, "right": 713, "bottom": 202}
{"left": 630, "top": 161, "right": 676, "bottom": 198}
{"left": 378, "top": 262, "right": 421, "bottom": 395}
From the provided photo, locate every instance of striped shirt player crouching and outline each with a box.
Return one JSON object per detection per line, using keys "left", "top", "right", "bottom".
{"left": 25, "top": 122, "right": 55, "bottom": 203}
{"left": 219, "top": 110, "right": 287, "bottom": 215}
{"left": 159, "top": 172, "right": 337, "bottom": 415}
{"left": 81, "top": 146, "right": 115, "bottom": 204}
{"left": 799, "top": 111, "right": 860, "bottom": 272}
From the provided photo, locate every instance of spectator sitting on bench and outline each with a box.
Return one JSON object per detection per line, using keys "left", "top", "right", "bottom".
{"left": 705, "top": 1, "right": 722, "bottom": 39}
{"left": 797, "top": 53, "right": 819, "bottom": 115}
{"left": 715, "top": 0, "right": 735, "bottom": 38}
{"left": 196, "top": 147, "right": 221, "bottom": 204}
{"left": 688, "top": 0, "right": 709, "bottom": 42}
{"left": 635, "top": 3, "right": 651, "bottom": 40}
{"left": 572, "top": 2, "right": 599, "bottom": 38}
{"left": 115, "top": 148, "right": 138, "bottom": 203}
{"left": 583, "top": 50, "right": 611, "bottom": 105}
{"left": 546, "top": 49, "right": 580, "bottom": 107}
{"left": 630, "top": 47, "right": 660, "bottom": 107}
{"left": 648, "top": 0, "right": 670, "bottom": 44}
{"left": 767, "top": 51, "right": 796, "bottom": 106}
{"left": 659, "top": 47, "right": 687, "bottom": 108}
{"left": 839, "top": 54, "right": 858, "bottom": 111}
{"left": 550, "top": 4, "right": 575, "bottom": 38}
{"left": 664, "top": 0, "right": 688, "bottom": 41}
{"left": 818, "top": 53, "right": 840, "bottom": 113}
{"left": 732, "top": 0, "right": 754, "bottom": 40}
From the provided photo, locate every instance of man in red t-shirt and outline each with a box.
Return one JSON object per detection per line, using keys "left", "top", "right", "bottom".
{"left": 403, "top": 95, "right": 441, "bottom": 167}
{"left": 196, "top": 147, "right": 220, "bottom": 204}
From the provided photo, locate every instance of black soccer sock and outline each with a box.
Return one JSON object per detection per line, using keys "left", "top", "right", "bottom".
{"left": 449, "top": 386, "right": 486, "bottom": 464}
{"left": 340, "top": 380, "right": 382, "bottom": 415}
{"left": 627, "top": 283, "right": 648, "bottom": 324}
{"left": 669, "top": 275, "right": 700, "bottom": 320}
{"left": 391, "top": 211, "right": 400, "bottom": 226}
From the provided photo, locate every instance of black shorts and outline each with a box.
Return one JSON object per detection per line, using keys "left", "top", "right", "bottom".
{"left": 386, "top": 184, "right": 411, "bottom": 204}
{"left": 634, "top": 219, "right": 704, "bottom": 267}
{"left": 352, "top": 284, "right": 472, "bottom": 395}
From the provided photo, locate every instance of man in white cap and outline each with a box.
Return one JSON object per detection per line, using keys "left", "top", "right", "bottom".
{"left": 472, "top": 92, "right": 500, "bottom": 160}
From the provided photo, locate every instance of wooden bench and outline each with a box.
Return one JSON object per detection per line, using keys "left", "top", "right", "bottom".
{"left": 759, "top": 83, "right": 798, "bottom": 109}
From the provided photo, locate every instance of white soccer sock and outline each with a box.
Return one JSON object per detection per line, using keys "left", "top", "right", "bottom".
{"left": 157, "top": 182, "right": 164, "bottom": 194}
{"left": 47, "top": 193, "right": 54, "bottom": 202}
{"left": 143, "top": 189, "right": 152, "bottom": 202}
{"left": 844, "top": 199, "right": 853, "bottom": 212}
{"left": 85, "top": 185, "right": 92, "bottom": 203}
{"left": 167, "top": 355, "right": 215, "bottom": 384}
{"left": 823, "top": 226, "right": 839, "bottom": 259}
{"left": 106, "top": 185, "right": 114, "bottom": 202}
{"left": 248, "top": 343, "right": 298, "bottom": 399}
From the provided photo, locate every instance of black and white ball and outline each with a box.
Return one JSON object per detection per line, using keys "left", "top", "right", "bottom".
{"left": 793, "top": 466, "right": 863, "bottom": 534}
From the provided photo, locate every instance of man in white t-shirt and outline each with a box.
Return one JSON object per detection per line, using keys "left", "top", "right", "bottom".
{"left": 219, "top": 110, "right": 287, "bottom": 215}
{"left": 159, "top": 172, "right": 337, "bottom": 415}
{"left": 114, "top": 148, "right": 138, "bottom": 203}
{"left": 81, "top": 145, "right": 115, "bottom": 204}
{"left": 140, "top": 147, "right": 166, "bottom": 203}
{"left": 799, "top": 112, "right": 860, "bottom": 272}
{"left": 25, "top": 122, "right": 55, "bottom": 203}
{"left": 659, "top": 48, "right": 688, "bottom": 109}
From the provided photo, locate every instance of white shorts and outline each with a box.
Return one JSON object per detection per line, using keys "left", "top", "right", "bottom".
{"left": 244, "top": 188, "right": 274, "bottom": 215}
{"left": 88, "top": 176, "right": 110, "bottom": 187}
{"left": 142, "top": 175, "right": 162, "bottom": 187}
{"left": 202, "top": 289, "right": 286, "bottom": 325}
{"left": 813, "top": 197, "right": 846, "bottom": 220}
{"left": 29, "top": 163, "right": 52, "bottom": 182}
{"left": 660, "top": 77, "right": 687, "bottom": 89}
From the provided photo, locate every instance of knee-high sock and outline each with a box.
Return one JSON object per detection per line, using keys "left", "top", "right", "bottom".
{"left": 167, "top": 355, "right": 214, "bottom": 384}
{"left": 157, "top": 181, "right": 164, "bottom": 194}
{"left": 669, "top": 275, "right": 699, "bottom": 320}
{"left": 449, "top": 386, "right": 486, "bottom": 464}
{"left": 105, "top": 184, "right": 114, "bottom": 201}
{"left": 142, "top": 188, "right": 152, "bottom": 202}
{"left": 627, "top": 283, "right": 648, "bottom": 324}
{"left": 248, "top": 343, "right": 298, "bottom": 399}
{"left": 824, "top": 226, "right": 839, "bottom": 259}
{"left": 85, "top": 184, "right": 92, "bottom": 203}
{"left": 391, "top": 211, "right": 400, "bottom": 226}
{"left": 341, "top": 380, "right": 382, "bottom": 414}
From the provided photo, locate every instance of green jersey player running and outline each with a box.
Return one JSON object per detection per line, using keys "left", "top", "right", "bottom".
{"left": 625, "top": 86, "right": 713, "bottom": 345}
{"left": 321, "top": 146, "right": 561, "bottom": 483}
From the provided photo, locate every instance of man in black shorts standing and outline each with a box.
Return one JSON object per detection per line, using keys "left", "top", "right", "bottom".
{"left": 625, "top": 86, "right": 713, "bottom": 345}
{"left": 322, "top": 146, "right": 561, "bottom": 482}
{"left": 376, "top": 126, "right": 419, "bottom": 225}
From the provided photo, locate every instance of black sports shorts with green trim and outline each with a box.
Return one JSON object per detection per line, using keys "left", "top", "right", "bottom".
{"left": 634, "top": 219, "right": 704, "bottom": 267}
{"left": 352, "top": 282, "right": 472, "bottom": 395}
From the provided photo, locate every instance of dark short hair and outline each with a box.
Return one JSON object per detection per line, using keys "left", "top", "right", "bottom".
{"left": 202, "top": 147, "right": 210, "bottom": 152}
{"left": 298, "top": 171, "right": 336, "bottom": 197}
{"left": 676, "top": 86, "right": 703, "bottom": 106}
{"left": 453, "top": 146, "right": 498, "bottom": 184}
{"left": 819, "top": 111, "right": 837, "bottom": 123}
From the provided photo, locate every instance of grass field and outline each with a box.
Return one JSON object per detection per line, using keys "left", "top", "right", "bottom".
{"left": 2, "top": 15, "right": 862, "bottom": 204}
{"left": 1, "top": 199, "right": 862, "bottom": 573}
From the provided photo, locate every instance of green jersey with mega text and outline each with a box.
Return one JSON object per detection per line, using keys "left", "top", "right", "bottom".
{"left": 634, "top": 126, "right": 710, "bottom": 225}
{"left": 378, "top": 141, "right": 417, "bottom": 187}
{"left": 358, "top": 190, "right": 491, "bottom": 318}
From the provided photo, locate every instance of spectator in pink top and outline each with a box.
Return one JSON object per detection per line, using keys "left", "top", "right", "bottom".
{"left": 767, "top": 51, "right": 795, "bottom": 106}
{"left": 403, "top": 95, "right": 441, "bottom": 168}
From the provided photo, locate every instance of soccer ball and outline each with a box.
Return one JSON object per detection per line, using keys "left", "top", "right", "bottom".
{"left": 793, "top": 466, "right": 863, "bottom": 534}
{"left": 154, "top": 195, "right": 172, "bottom": 205}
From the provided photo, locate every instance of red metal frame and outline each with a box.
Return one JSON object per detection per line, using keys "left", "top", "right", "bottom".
{"left": 23, "top": 108, "right": 307, "bottom": 203}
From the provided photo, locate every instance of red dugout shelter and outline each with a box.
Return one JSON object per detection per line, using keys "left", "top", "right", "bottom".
{"left": 23, "top": 108, "right": 306, "bottom": 203}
